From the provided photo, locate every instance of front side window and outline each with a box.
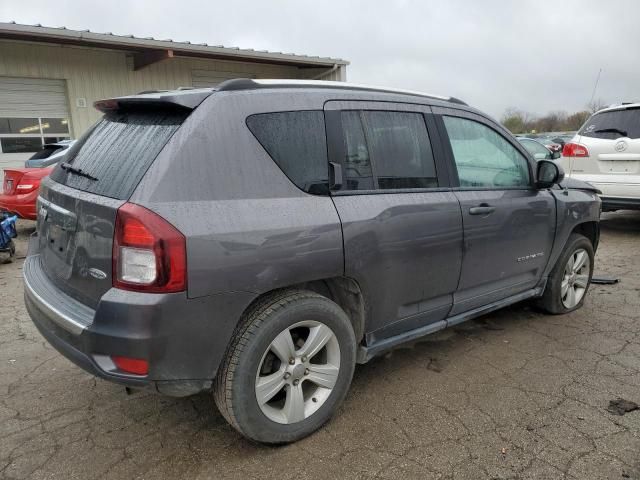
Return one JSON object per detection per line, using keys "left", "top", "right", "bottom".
{"left": 247, "top": 111, "right": 329, "bottom": 195}
{"left": 339, "top": 110, "right": 438, "bottom": 191}
{"left": 443, "top": 116, "right": 530, "bottom": 188}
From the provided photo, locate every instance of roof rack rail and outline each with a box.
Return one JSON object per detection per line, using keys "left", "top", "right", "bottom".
{"left": 216, "top": 78, "right": 468, "bottom": 106}
{"left": 137, "top": 89, "right": 170, "bottom": 95}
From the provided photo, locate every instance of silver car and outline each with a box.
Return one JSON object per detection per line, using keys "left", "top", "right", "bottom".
{"left": 24, "top": 139, "right": 76, "bottom": 168}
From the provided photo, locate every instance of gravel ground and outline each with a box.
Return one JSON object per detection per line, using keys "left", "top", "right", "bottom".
{"left": 1, "top": 212, "right": 639, "bottom": 480}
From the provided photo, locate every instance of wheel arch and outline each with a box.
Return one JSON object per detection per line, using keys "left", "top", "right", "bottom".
{"left": 240, "top": 277, "right": 367, "bottom": 344}
{"left": 571, "top": 221, "right": 600, "bottom": 251}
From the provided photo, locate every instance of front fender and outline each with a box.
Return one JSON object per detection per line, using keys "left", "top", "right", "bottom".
{"left": 543, "top": 188, "right": 601, "bottom": 280}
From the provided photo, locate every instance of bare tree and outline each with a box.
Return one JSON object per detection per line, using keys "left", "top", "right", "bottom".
{"left": 565, "top": 111, "right": 591, "bottom": 131}
{"left": 587, "top": 98, "right": 608, "bottom": 113}
{"left": 501, "top": 107, "right": 591, "bottom": 134}
{"left": 501, "top": 107, "right": 531, "bottom": 134}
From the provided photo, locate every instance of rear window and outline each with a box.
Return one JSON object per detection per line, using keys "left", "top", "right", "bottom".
{"left": 29, "top": 145, "right": 63, "bottom": 160}
{"left": 579, "top": 108, "right": 640, "bottom": 140}
{"left": 246, "top": 111, "right": 329, "bottom": 195}
{"left": 50, "top": 110, "right": 187, "bottom": 200}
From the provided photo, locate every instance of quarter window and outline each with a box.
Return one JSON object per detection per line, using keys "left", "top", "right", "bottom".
{"left": 443, "top": 116, "right": 530, "bottom": 188}
{"left": 246, "top": 111, "right": 329, "bottom": 195}
{"left": 339, "top": 110, "right": 438, "bottom": 190}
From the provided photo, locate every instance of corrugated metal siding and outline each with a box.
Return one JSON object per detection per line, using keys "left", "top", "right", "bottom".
{"left": 316, "top": 66, "right": 347, "bottom": 82}
{"left": 298, "top": 65, "right": 347, "bottom": 82}
{"left": 0, "top": 40, "right": 328, "bottom": 137}
{"left": 0, "top": 76, "right": 69, "bottom": 117}
{"left": 192, "top": 69, "right": 255, "bottom": 88}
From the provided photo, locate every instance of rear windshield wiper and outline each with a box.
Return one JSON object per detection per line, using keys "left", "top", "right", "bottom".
{"left": 60, "top": 162, "right": 98, "bottom": 181}
{"left": 593, "top": 128, "right": 628, "bottom": 137}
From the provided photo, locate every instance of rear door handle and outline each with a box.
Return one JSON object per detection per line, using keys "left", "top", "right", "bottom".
{"left": 469, "top": 204, "right": 496, "bottom": 216}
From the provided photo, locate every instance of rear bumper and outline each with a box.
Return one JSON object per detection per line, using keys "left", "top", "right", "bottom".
{"left": 24, "top": 246, "right": 255, "bottom": 396}
{"left": 0, "top": 191, "right": 38, "bottom": 220}
{"left": 600, "top": 196, "right": 640, "bottom": 211}
{"left": 565, "top": 174, "right": 640, "bottom": 210}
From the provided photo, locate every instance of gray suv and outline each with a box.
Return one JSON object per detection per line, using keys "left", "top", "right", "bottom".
{"left": 24, "top": 79, "right": 601, "bottom": 443}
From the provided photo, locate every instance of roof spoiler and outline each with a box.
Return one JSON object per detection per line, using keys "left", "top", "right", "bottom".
{"left": 94, "top": 89, "right": 214, "bottom": 113}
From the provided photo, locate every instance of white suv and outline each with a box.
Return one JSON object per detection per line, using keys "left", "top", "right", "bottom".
{"left": 560, "top": 104, "right": 640, "bottom": 211}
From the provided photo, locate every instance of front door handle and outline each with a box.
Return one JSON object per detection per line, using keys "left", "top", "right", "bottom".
{"left": 469, "top": 204, "right": 496, "bottom": 215}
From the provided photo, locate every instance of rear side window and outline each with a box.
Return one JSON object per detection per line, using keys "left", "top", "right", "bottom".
{"left": 341, "top": 111, "right": 374, "bottom": 190}
{"left": 579, "top": 108, "right": 640, "bottom": 139}
{"left": 50, "top": 110, "right": 187, "bottom": 200}
{"left": 246, "top": 111, "right": 329, "bottom": 195}
{"left": 340, "top": 110, "right": 438, "bottom": 190}
{"left": 29, "top": 145, "right": 63, "bottom": 160}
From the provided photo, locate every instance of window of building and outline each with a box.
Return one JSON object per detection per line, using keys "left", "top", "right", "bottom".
{"left": 0, "top": 117, "right": 70, "bottom": 154}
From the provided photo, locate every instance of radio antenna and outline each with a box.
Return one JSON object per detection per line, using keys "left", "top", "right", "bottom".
{"left": 588, "top": 68, "right": 602, "bottom": 107}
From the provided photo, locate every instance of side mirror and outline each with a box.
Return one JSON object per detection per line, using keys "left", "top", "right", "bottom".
{"left": 536, "top": 160, "right": 565, "bottom": 188}
{"left": 551, "top": 150, "right": 561, "bottom": 160}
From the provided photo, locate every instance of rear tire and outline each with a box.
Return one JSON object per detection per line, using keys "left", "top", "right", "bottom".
{"left": 214, "top": 290, "right": 356, "bottom": 444}
{"left": 538, "top": 233, "right": 594, "bottom": 314}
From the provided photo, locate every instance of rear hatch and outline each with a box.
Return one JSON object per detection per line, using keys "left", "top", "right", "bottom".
{"left": 571, "top": 107, "right": 640, "bottom": 182}
{"left": 35, "top": 91, "right": 210, "bottom": 309}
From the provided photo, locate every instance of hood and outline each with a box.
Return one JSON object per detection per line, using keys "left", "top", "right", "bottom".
{"left": 559, "top": 177, "right": 601, "bottom": 194}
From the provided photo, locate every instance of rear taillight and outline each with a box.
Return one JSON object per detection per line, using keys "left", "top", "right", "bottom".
{"left": 16, "top": 183, "right": 37, "bottom": 193}
{"left": 113, "top": 203, "right": 186, "bottom": 293}
{"left": 562, "top": 142, "right": 589, "bottom": 158}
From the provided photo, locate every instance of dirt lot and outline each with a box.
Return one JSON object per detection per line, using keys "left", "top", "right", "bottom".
{"left": 1, "top": 212, "right": 639, "bottom": 480}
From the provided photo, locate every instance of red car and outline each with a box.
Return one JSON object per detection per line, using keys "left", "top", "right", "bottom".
{"left": 0, "top": 167, "right": 53, "bottom": 220}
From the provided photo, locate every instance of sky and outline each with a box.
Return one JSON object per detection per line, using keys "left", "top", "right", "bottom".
{"left": 2, "top": 0, "right": 639, "bottom": 119}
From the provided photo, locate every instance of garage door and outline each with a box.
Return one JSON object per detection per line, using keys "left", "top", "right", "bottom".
{"left": 0, "top": 76, "right": 71, "bottom": 169}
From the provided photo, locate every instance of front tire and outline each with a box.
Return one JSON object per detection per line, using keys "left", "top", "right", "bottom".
{"left": 214, "top": 290, "right": 356, "bottom": 444}
{"left": 538, "top": 233, "right": 594, "bottom": 314}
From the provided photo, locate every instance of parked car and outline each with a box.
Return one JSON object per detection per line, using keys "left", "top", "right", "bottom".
{"left": 517, "top": 137, "right": 561, "bottom": 161}
{"left": 0, "top": 166, "right": 54, "bottom": 220}
{"left": 536, "top": 137, "right": 563, "bottom": 153}
{"left": 548, "top": 134, "right": 574, "bottom": 147}
{"left": 24, "top": 139, "right": 76, "bottom": 168}
{"left": 561, "top": 104, "right": 640, "bottom": 210}
{"left": 24, "top": 79, "right": 601, "bottom": 444}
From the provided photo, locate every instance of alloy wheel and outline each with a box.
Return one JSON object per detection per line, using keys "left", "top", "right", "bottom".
{"left": 561, "top": 248, "right": 590, "bottom": 308}
{"left": 255, "top": 320, "right": 341, "bottom": 424}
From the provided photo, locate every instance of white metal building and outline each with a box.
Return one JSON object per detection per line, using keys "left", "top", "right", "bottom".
{"left": 0, "top": 22, "right": 348, "bottom": 168}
